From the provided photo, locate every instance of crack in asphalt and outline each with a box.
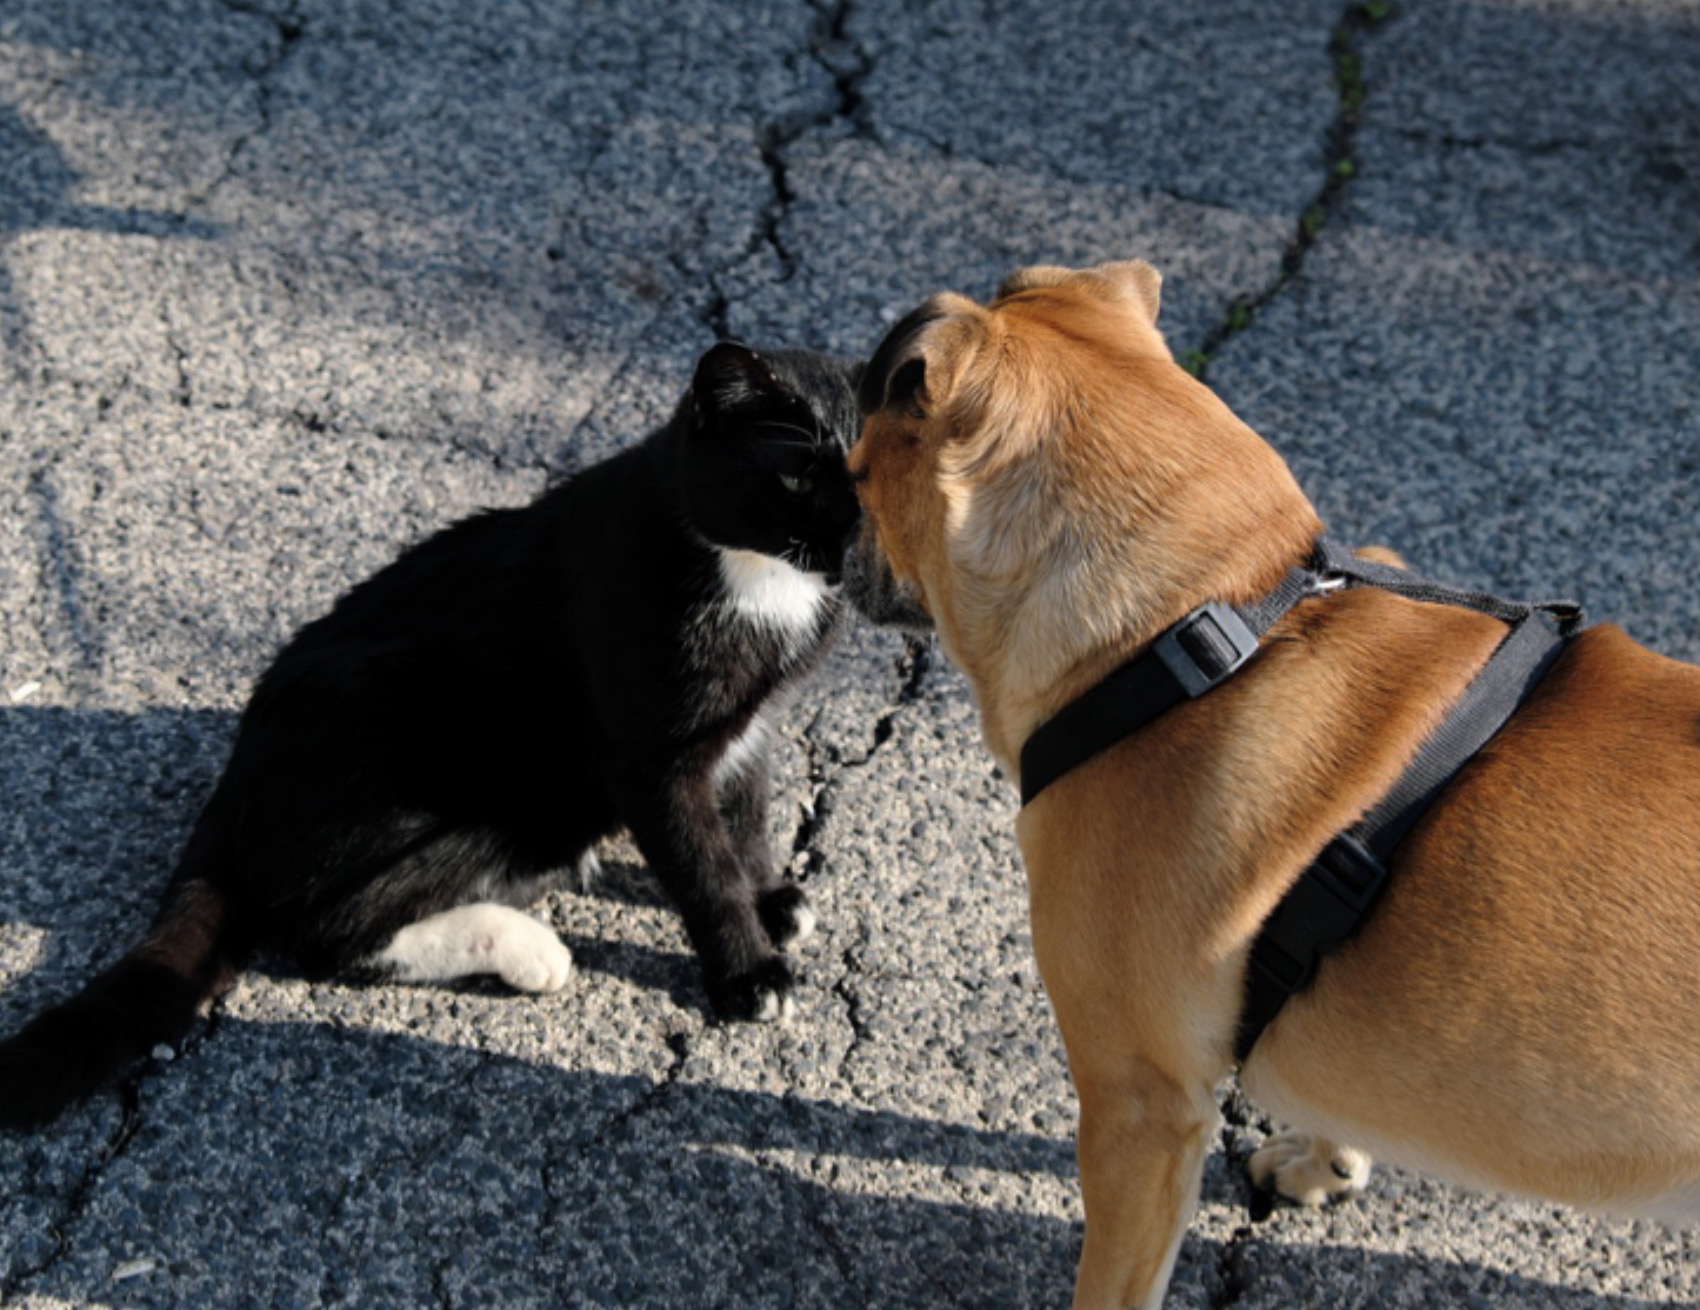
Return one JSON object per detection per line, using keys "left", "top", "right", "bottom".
{"left": 789, "top": 635, "right": 932, "bottom": 881}
{"left": 787, "top": 635, "right": 932, "bottom": 1092}
{"left": 164, "top": 325, "right": 193, "bottom": 410}
{"left": 568, "top": 1027, "right": 694, "bottom": 1165}
{"left": 308, "top": 1168, "right": 363, "bottom": 1308}
{"left": 806, "top": 0, "right": 874, "bottom": 139}
{"left": 699, "top": 0, "right": 875, "bottom": 338}
{"left": 428, "top": 1255, "right": 454, "bottom": 1310}
{"left": 756, "top": 0, "right": 876, "bottom": 283}
{"left": 1386, "top": 126, "right": 1603, "bottom": 156}
{"left": 280, "top": 400, "right": 557, "bottom": 485}
{"left": 520, "top": 1024, "right": 697, "bottom": 1262}
{"left": 0, "top": 986, "right": 237, "bottom": 1300}
{"left": 1191, "top": 9, "right": 1395, "bottom": 1304}
{"left": 1182, "top": 0, "right": 1395, "bottom": 382}
{"left": 526, "top": 1025, "right": 698, "bottom": 1255}
{"left": 756, "top": 133, "right": 801, "bottom": 282}
{"left": 0, "top": 1081, "right": 141, "bottom": 1302}
{"left": 199, "top": 0, "right": 306, "bottom": 204}
{"left": 0, "top": 1003, "right": 225, "bottom": 1302}
{"left": 539, "top": 333, "right": 666, "bottom": 483}
{"left": 829, "top": 941, "right": 871, "bottom": 1090}
{"left": 751, "top": 1147, "right": 872, "bottom": 1310}
{"left": 543, "top": 1, "right": 872, "bottom": 346}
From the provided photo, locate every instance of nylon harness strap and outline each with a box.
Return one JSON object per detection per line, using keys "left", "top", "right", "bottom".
{"left": 1017, "top": 565, "right": 1330, "bottom": 807}
{"left": 1014, "top": 536, "right": 1584, "bottom": 1065}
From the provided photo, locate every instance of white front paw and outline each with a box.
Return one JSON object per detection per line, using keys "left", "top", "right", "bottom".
{"left": 498, "top": 922, "right": 575, "bottom": 994}
{"left": 783, "top": 900, "right": 817, "bottom": 950}
{"left": 1249, "top": 1130, "right": 1372, "bottom": 1207}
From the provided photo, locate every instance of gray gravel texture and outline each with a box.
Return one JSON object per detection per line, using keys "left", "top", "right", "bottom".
{"left": 2, "top": 1, "right": 1697, "bottom": 1307}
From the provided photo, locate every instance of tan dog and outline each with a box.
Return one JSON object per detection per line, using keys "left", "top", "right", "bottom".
{"left": 844, "top": 261, "right": 1700, "bottom": 1309}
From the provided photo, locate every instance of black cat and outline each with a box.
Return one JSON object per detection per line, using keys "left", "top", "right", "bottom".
{"left": 0, "top": 342, "right": 862, "bottom": 1129}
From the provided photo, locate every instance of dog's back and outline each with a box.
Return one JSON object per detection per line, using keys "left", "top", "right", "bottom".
{"left": 1246, "top": 621, "right": 1700, "bottom": 1219}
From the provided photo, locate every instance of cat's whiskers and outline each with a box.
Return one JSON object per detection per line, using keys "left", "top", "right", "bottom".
{"left": 782, "top": 538, "right": 813, "bottom": 573}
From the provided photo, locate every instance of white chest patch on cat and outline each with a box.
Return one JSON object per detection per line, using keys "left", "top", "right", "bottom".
{"left": 716, "top": 548, "right": 830, "bottom": 632}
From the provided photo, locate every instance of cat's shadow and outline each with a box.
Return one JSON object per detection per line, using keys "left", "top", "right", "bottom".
{"left": 553, "top": 854, "right": 746, "bottom": 1010}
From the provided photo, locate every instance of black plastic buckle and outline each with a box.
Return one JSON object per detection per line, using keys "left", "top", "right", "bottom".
{"left": 1250, "top": 834, "right": 1389, "bottom": 997}
{"left": 1311, "top": 833, "right": 1388, "bottom": 921}
{"left": 1154, "top": 602, "right": 1259, "bottom": 698}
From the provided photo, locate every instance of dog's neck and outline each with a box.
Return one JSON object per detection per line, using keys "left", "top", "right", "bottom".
{"left": 951, "top": 521, "right": 1321, "bottom": 781}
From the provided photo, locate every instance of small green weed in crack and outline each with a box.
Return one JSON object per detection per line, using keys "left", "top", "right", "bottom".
{"left": 1182, "top": 0, "right": 1395, "bottom": 383}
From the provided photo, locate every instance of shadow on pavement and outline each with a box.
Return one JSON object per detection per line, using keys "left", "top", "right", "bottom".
{"left": 0, "top": 101, "right": 220, "bottom": 374}
{"left": 1, "top": 706, "right": 1687, "bottom": 1308}
{"left": 0, "top": 1011, "right": 1679, "bottom": 1310}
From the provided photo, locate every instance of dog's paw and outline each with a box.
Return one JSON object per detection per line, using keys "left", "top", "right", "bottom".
{"left": 757, "top": 884, "right": 817, "bottom": 952}
{"left": 710, "top": 956, "right": 797, "bottom": 1024}
{"left": 1248, "top": 1131, "right": 1371, "bottom": 1208}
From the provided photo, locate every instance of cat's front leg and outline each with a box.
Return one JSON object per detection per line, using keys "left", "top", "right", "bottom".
{"left": 615, "top": 757, "right": 795, "bottom": 1022}
{"left": 717, "top": 749, "right": 816, "bottom": 954}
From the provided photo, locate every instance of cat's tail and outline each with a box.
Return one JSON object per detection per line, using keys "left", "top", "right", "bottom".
{"left": 0, "top": 865, "right": 239, "bottom": 1131}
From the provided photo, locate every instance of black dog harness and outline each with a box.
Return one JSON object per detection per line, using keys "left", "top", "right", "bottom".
{"left": 1017, "top": 537, "right": 1584, "bottom": 1063}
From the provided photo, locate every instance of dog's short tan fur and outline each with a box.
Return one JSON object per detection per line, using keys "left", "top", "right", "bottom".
{"left": 846, "top": 262, "right": 1700, "bottom": 1308}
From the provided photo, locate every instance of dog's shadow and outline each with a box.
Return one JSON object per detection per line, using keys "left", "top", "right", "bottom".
{"left": 0, "top": 705, "right": 1683, "bottom": 1309}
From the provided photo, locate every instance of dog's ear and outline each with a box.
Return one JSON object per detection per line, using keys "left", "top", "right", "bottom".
{"left": 859, "top": 294, "right": 984, "bottom": 420}
{"left": 995, "top": 261, "right": 1163, "bottom": 327}
{"left": 859, "top": 302, "right": 939, "bottom": 417}
{"left": 995, "top": 265, "right": 1076, "bottom": 299}
{"left": 1092, "top": 260, "right": 1163, "bottom": 325}
{"left": 693, "top": 341, "right": 789, "bottom": 421}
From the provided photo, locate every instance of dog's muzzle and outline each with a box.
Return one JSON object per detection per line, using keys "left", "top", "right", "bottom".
{"left": 843, "top": 526, "right": 934, "bottom": 632}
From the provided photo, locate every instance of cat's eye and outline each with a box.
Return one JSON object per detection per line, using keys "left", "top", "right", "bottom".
{"left": 779, "top": 473, "right": 814, "bottom": 495}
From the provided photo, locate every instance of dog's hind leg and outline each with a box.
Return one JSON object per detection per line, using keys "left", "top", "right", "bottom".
{"left": 1070, "top": 1066, "right": 1216, "bottom": 1310}
{"left": 1248, "top": 1130, "right": 1372, "bottom": 1207}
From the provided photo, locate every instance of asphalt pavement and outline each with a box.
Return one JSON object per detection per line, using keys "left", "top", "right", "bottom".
{"left": 2, "top": 1, "right": 1697, "bottom": 1306}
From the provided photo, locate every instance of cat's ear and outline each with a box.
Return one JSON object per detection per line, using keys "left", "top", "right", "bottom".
{"left": 692, "top": 342, "right": 791, "bottom": 422}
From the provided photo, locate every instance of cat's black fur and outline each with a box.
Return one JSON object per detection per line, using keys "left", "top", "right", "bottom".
{"left": 0, "top": 343, "right": 862, "bottom": 1129}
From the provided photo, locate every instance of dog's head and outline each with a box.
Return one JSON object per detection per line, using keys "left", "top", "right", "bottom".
{"left": 845, "top": 261, "right": 1320, "bottom": 752}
